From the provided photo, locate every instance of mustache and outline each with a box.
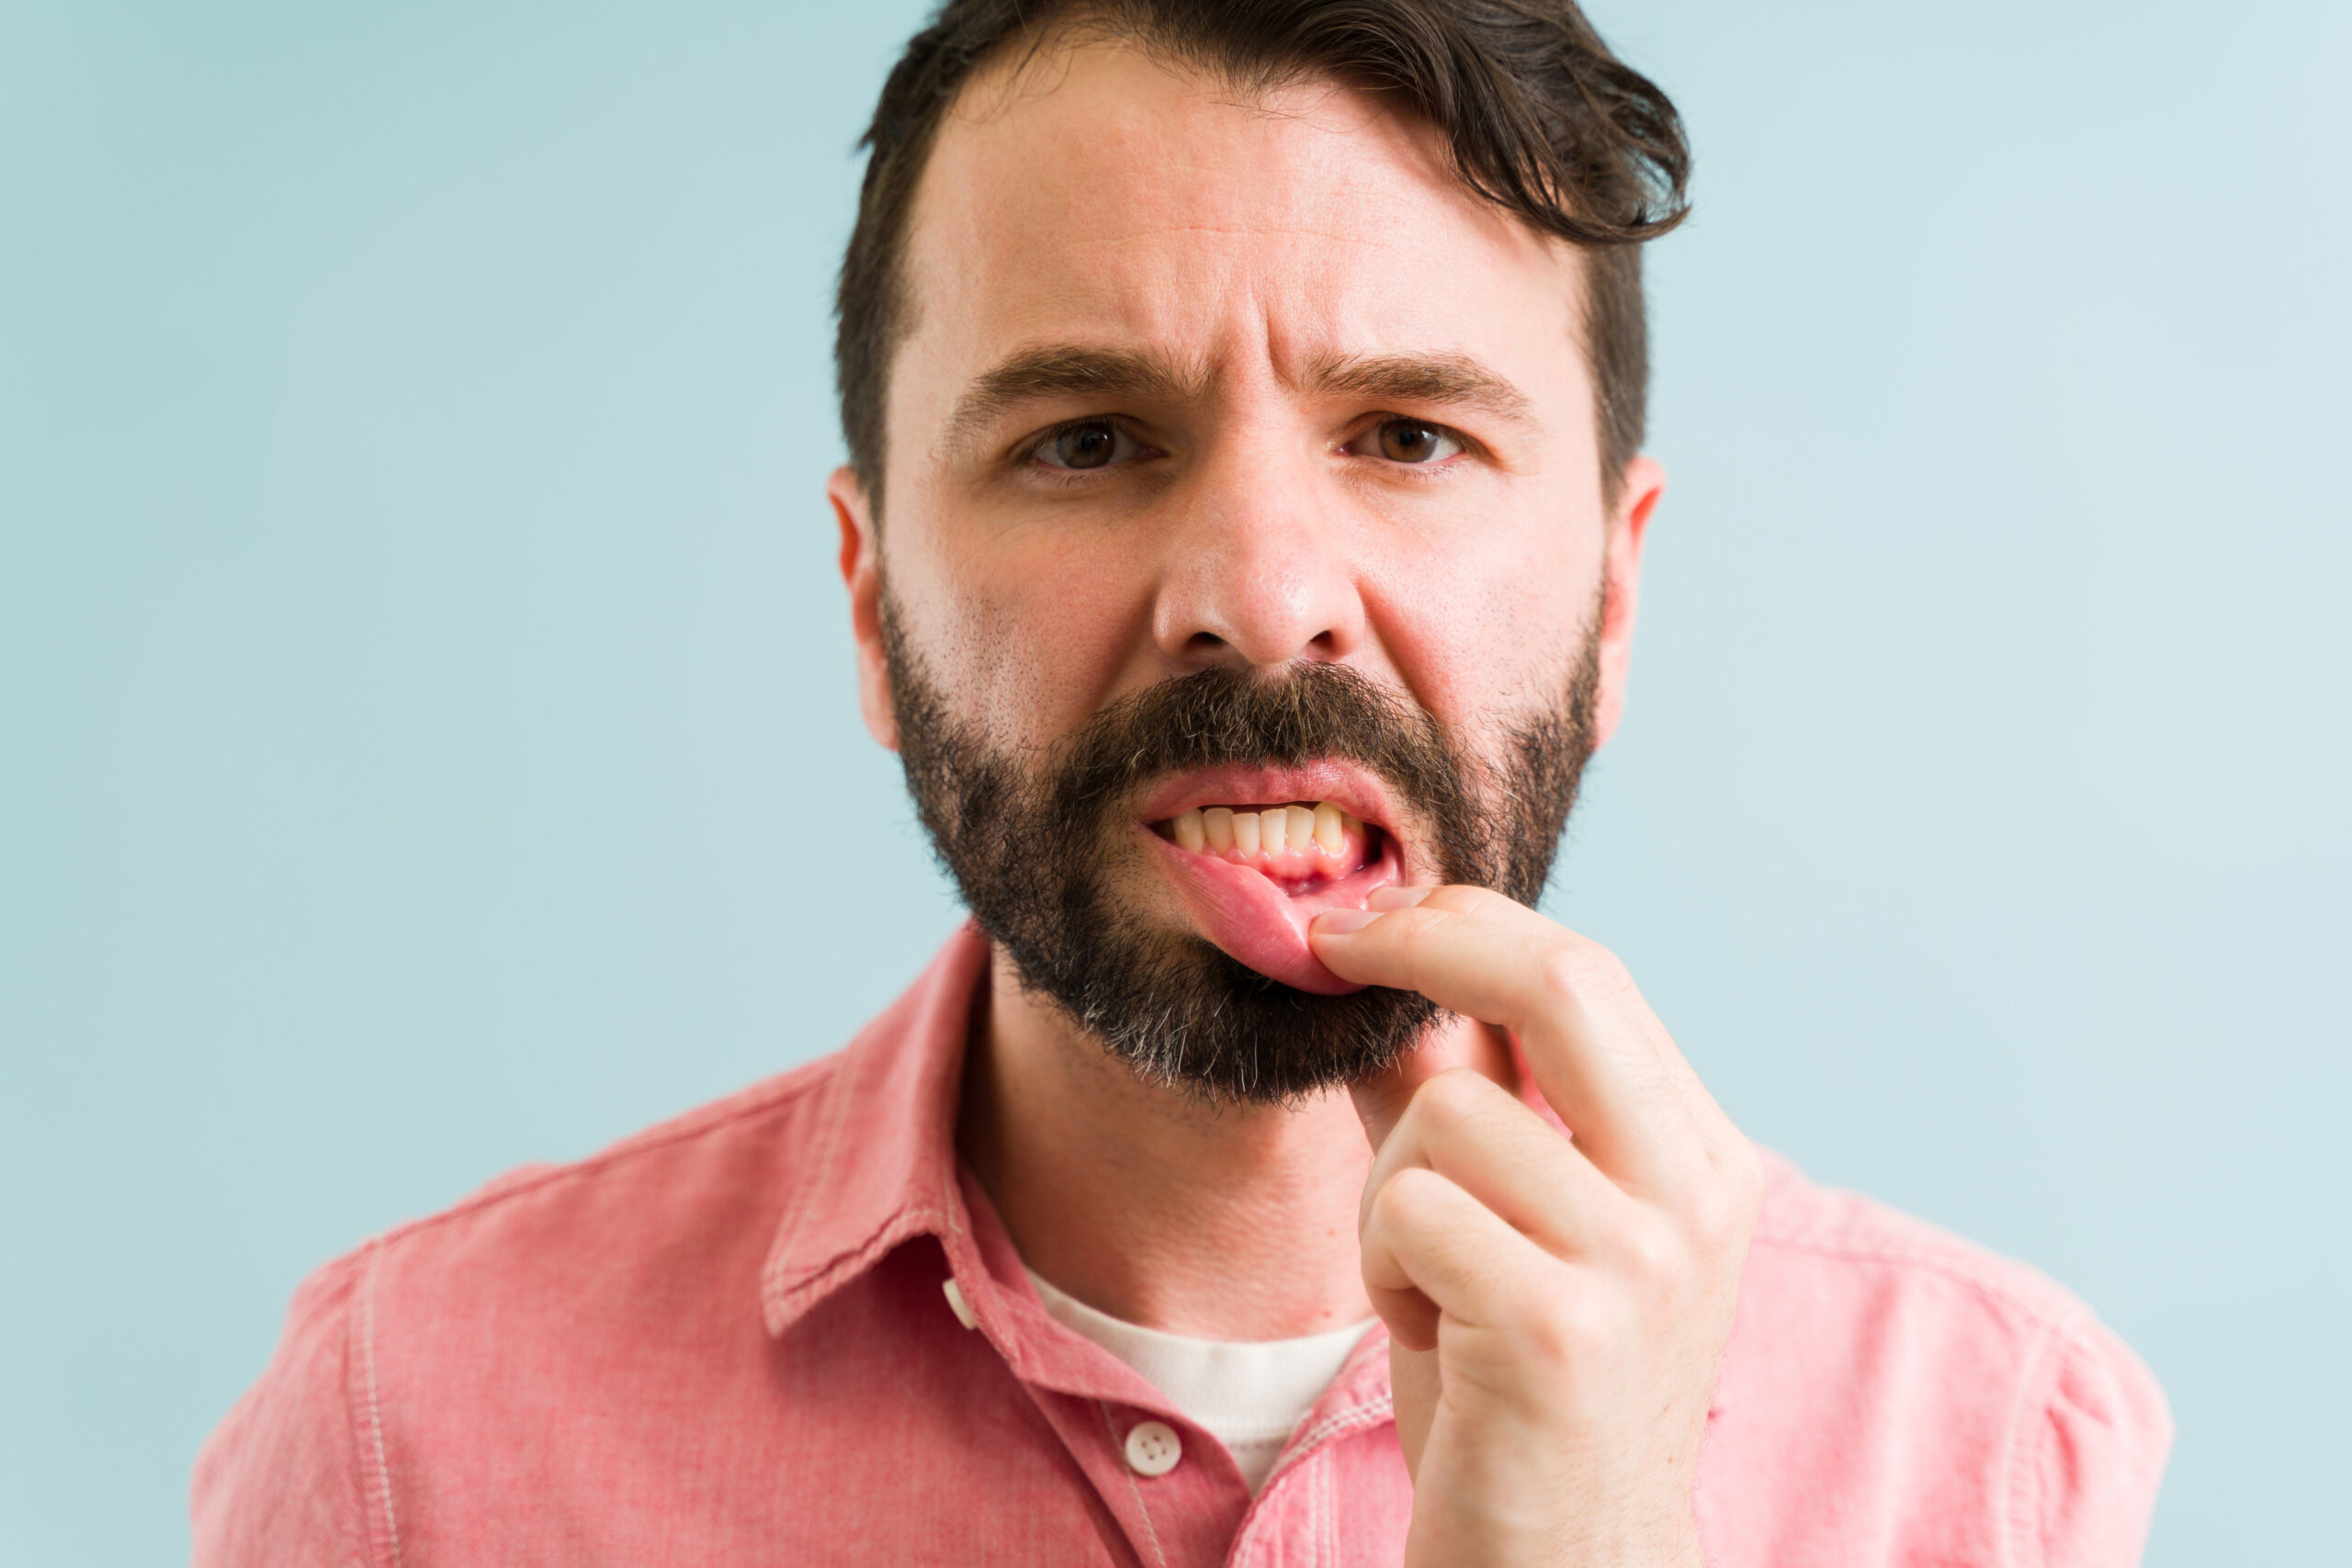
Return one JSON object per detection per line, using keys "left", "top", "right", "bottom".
{"left": 1046, "top": 661, "right": 1481, "bottom": 853}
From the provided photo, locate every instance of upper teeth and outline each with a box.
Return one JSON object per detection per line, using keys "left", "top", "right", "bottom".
{"left": 1170, "top": 801, "right": 1364, "bottom": 867}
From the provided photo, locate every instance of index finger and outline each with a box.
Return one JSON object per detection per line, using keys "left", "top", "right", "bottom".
{"left": 1313, "top": 886, "right": 1707, "bottom": 1190}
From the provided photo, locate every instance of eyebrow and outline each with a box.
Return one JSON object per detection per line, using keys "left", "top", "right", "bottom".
{"left": 941, "top": 344, "right": 1535, "bottom": 454}
{"left": 1302, "top": 351, "right": 1534, "bottom": 424}
{"left": 944, "top": 346, "right": 1205, "bottom": 453}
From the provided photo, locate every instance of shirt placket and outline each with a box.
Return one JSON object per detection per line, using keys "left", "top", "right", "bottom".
{"left": 1219, "top": 1335, "right": 1400, "bottom": 1568}
{"left": 939, "top": 1173, "right": 1261, "bottom": 1568}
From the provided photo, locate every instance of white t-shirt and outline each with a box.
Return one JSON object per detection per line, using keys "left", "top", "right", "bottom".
{"left": 1024, "top": 1268, "right": 1375, "bottom": 1492}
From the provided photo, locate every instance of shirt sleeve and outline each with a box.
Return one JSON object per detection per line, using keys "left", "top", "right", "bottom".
{"left": 190, "top": 1249, "right": 380, "bottom": 1568}
{"left": 2014, "top": 1313, "right": 2175, "bottom": 1568}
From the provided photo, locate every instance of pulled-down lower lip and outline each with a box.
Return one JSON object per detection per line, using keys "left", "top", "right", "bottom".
{"left": 1138, "top": 801, "right": 1404, "bottom": 995}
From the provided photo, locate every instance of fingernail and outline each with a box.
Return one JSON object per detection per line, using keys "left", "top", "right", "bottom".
{"left": 1367, "top": 885, "right": 1436, "bottom": 911}
{"left": 1313, "top": 907, "right": 1382, "bottom": 936}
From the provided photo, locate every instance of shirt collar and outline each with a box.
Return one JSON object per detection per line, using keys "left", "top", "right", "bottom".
{"left": 759, "top": 923, "right": 989, "bottom": 1337}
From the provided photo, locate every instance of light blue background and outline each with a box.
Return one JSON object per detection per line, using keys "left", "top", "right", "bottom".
{"left": 4, "top": 1, "right": 2345, "bottom": 1561}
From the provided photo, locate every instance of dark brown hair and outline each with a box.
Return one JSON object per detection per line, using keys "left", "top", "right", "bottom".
{"left": 836, "top": 0, "right": 1690, "bottom": 510}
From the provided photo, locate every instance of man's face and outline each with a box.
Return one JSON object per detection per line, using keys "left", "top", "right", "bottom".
{"left": 834, "top": 40, "right": 1658, "bottom": 1100}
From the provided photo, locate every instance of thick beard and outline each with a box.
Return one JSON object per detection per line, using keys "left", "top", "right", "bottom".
{"left": 880, "top": 591, "right": 1601, "bottom": 1104}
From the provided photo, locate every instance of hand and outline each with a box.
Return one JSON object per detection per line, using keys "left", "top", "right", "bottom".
{"left": 1310, "top": 886, "right": 1760, "bottom": 1568}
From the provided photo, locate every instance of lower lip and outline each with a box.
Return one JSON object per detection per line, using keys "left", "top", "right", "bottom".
{"left": 1140, "top": 826, "right": 1405, "bottom": 994}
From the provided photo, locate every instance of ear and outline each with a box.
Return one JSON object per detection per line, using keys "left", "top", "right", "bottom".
{"left": 830, "top": 466, "right": 899, "bottom": 752}
{"left": 1590, "top": 454, "right": 1664, "bottom": 750}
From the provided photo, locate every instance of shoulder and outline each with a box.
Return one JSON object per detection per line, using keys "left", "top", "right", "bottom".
{"left": 1702, "top": 1150, "right": 2173, "bottom": 1568}
{"left": 356, "top": 1051, "right": 850, "bottom": 1346}
{"left": 227, "top": 1047, "right": 850, "bottom": 1326}
{"left": 192, "top": 1054, "right": 852, "bottom": 1563}
{"left": 375, "top": 1052, "right": 842, "bottom": 1263}
{"left": 192, "top": 1249, "right": 379, "bottom": 1565}
{"left": 1745, "top": 1147, "right": 2103, "bottom": 1329}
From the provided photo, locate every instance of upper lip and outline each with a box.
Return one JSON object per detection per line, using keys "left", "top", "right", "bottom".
{"left": 1136, "top": 761, "right": 1406, "bottom": 843}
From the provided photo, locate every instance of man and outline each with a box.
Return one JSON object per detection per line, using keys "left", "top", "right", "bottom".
{"left": 193, "top": 1, "right": 2173, "bottom": 1562}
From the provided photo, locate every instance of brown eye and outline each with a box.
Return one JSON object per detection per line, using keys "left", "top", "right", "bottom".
{"left": 1039, "top": 422, "right": 1125, "bottom": 470}
{"left": 1374, "top": 419, "right": 1457, "bottom": 463}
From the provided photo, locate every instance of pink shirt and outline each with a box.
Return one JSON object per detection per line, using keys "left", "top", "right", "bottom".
{"left": 193, "top": 928, "right": 2172, "bottom": 1566}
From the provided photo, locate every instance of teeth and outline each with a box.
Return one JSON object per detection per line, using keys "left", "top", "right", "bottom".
{"left": 1313, "top": 802, "right": 1343, "bottom": 854}
{"left": 1203, "top": 807, "right": 1235, "bottom": 853}
{"left": 1172, "top": 799, "right": 1370, "bottom": 865}
{"left": 1258, "top": 807, "right": 1288, "bottom": 855}
{"left": 1285, "top": 805, "right": 1316, "bottom": 853}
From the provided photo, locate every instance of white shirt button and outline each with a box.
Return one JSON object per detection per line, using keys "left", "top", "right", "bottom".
{"left": 1124, "top": 1420, "right": 1182, "bottom": 1477}
{"left": 941, "top": 1277, "right": 978, "bottom": 1330}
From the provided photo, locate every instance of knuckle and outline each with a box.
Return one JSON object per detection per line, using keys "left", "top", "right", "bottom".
{"left": 1370, "top": 1164, "right": 1447, "bottom": 1232}
{"left": 1415, "top": 1066, "right": 1490, "bottom": 1126}
{"left": 1617, "top": 1214, "right": 1685, "bottom": 1288}
{"left": 1532, "top": 935, "right": 1632, "bottom": 1009}
{"left": 1527, "top": 1283, "right": 1623, "bottom": 1365}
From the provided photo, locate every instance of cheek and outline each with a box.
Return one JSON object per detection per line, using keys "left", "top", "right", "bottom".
{"left": 1364, "top": 500, "right": 1604, "bottom": 728}
{"left": 903, "top": 511, "right": 1158, "bottom": 745}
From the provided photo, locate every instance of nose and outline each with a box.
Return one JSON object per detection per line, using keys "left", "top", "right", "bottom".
{"left": 1149, "top": 440, "right": 1367, "bottom": 671}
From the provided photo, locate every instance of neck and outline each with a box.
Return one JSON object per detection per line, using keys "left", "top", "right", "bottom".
{"left": 957, "top": 944, "right": 1503, "bottom": 1341}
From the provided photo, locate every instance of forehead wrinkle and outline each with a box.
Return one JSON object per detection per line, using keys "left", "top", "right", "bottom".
{"left": 943, "top": 344, "right": 1211, "bottom": 454}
